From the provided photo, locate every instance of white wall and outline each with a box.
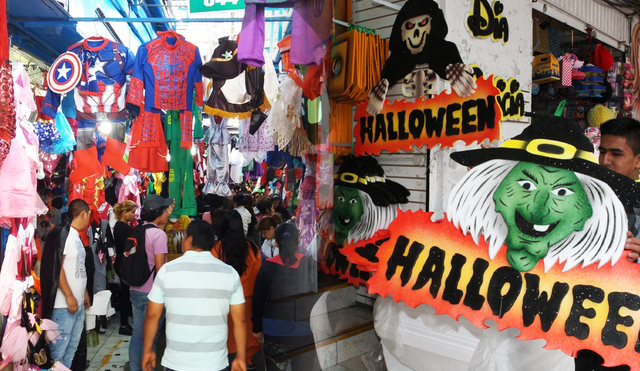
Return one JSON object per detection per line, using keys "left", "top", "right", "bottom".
{"left": 353, "top": 0, "right": 533, "bottom": 216}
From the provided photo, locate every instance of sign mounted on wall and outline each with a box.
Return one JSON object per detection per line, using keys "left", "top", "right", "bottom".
{"left": 189, "top": 0, "right": 245, "bottom": 13}
{"left": 354, "top": 76, "right": 501, "bottom": 156}
{"left": 466, "top": 0, "right": 510, "bottom": 43}
{"left": 353, "top": 74, "right": 525, "bottom": 156}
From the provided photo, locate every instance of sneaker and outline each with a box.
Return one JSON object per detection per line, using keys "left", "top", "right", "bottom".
{"left": 119, "top": 325, "right": 133, "bottom": 336}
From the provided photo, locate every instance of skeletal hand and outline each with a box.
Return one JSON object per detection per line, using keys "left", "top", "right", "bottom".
{"left": 446, "top": 63, "right": 476, "bottom": 97}
{"left": 366, "top": 79, "right": 389, "bottom": 116}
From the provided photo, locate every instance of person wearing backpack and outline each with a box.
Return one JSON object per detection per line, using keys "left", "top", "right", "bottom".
{"left": 128, "top": 195, "right": 173, "bottom": 371}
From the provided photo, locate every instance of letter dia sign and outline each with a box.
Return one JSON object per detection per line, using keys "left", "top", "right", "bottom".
{"left": 189, "top": 0, "right": 245, "bottom": 13}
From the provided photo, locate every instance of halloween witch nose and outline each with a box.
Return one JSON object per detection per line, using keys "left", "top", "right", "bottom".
{"left": 528, "top": 190, "right": 551, "bottom": 222}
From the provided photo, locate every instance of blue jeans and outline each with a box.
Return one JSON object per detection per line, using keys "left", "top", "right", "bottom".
{"left": 50, "top": 306, "right": 85, "bottom": 368}
{"left": 129, "top": 290, "right": 165, "bottom": 371}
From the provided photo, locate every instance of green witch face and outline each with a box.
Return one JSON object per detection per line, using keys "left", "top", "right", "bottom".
{"left": 333, "top": 186, "right": 365, "bottom": 245}
{"left": 493, "top": 162, "right": 593, "bottom": 272}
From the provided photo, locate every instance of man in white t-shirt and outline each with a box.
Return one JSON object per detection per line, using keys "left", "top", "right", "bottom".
{"left": 49, "top": 199, "right": 92, "bottom": 368}
{"left": 142, "top": 220, "right": 247, "bottom": 371}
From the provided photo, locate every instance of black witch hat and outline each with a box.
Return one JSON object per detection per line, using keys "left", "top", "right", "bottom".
{"left": 450, "top": 116, "right": 640, "bottom": 208}
{"left": 334, "top": 155, "right": 411, "bottom": 207}
{"left": 200, "top": 36, "right": 246, "bottom": 80}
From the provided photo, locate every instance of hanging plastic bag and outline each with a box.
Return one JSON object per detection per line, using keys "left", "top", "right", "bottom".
{"left": 50, "top": 109, "right": 76, "bottom": 154}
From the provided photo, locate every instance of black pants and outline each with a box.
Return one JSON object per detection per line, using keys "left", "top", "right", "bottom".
{"left": 120, "top": 282, "right": 132, "bottom": 327}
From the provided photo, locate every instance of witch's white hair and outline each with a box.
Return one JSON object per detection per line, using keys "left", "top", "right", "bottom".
{"left": 346, "top": 188, "right": 398, "bottom": 244}
{"left": 319, "top": 187, "right": 399, "bottom": 244}
{"left": 446, "top": 159, "right": 628, "bottom": 272}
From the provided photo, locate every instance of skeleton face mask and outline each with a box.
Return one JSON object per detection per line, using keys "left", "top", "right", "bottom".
{"left": 401, "top": 64, "right": 436, "bottom": 98}
{"left": 402, "top": 14, "right": 431, "bottom": 55}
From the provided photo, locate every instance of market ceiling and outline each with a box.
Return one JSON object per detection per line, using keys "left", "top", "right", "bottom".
{"left": 8, "top": 0, "right": 291, "bottom": 66}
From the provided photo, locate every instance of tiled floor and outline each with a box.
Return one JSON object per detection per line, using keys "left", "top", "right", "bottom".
{"left": 87, "top": 317, "right": 130, "bottom": 371}
{"left": 86, "top": 315, "right": 371, "bottom": 371}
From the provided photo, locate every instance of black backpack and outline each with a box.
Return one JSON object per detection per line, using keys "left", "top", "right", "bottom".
{"left": 119, "top": 223, "right": 157, "bottom": 286}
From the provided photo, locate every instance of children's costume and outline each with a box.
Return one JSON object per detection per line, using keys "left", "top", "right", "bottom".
{"left": 203, "top": 117, "right": 232, "bottom": 197}
{"left": 166, "top": 103, "right": 202, "bottom": 218}
{"left": 126, "top": 31, "right": 204, "bottom": 173}
{"left": 40, "top": 37, "right": 135, "bottom": 149}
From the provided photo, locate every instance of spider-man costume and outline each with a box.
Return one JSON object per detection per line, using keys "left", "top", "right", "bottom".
{"left": 126, "top": 31, "right": 204, "bottom": 173}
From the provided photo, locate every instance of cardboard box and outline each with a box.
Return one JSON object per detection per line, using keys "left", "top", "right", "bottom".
{"left": 533, "top": 54, "right": 560, "bottom": 84}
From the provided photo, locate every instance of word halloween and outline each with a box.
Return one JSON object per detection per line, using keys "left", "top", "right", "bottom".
{"left": 354, "top": 76, "right": 501, "bottom": 156}
{"left": 467, "top": 0, "right": 509, "bottom": 43}
{"left": 360, "top": 210, "right": 640, "bottom": 370}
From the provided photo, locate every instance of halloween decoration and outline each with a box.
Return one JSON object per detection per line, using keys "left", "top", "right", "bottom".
{"left": 355, "top": 75, "right": 502, "bottom": 156}
{"left": 336, "top": 117, "right": 640, "bottom": 369}
{"left": 448, "top": 116, "right": 637, "bottom": 272}
{"left": 366, "top": 0, "right": 476, "bottom": 115}
{"left": 318, "top": 155, "right": 410, "bottom": 284}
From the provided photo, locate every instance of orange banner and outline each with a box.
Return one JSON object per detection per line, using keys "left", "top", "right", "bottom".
{"left": 353, "top": 210, "right": 640, "bottom": 370}
{"left": 353, "top": 76, "right": 502, "bottom": 156}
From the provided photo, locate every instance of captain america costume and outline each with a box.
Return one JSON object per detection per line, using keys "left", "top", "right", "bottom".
{"left": 40, "top": 37, "right": 135, "bottom": 149}
{"left": 126, "top": 31, "right": 204, "bottom": 173}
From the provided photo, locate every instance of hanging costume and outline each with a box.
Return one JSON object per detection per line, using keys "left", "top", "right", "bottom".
{"left": 0, "top": 63, "right": 48, "bottom": 222}
{"left": 40, "top": 37, "right": 135, "bottom": 149}
{"left": 126, "top": 31, "right": 204, "bottom": 173}
{"left": 0, "top": 0, "right": 13, "bottom": 169}
{"left": 238, "top": 0, "right": 332, "bottom": 67}
{"left": 203, "top": 117, "right": 232, "bottom": 197}
{"left": 201, "top": 37, "right": 270, "bottom": 119}
{"left": 166, "top": 99, "right": 203, "bottom": 218}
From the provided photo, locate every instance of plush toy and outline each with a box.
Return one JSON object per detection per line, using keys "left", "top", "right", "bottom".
{"left": 366, "top": 0, "right": 476, "bottom": 115}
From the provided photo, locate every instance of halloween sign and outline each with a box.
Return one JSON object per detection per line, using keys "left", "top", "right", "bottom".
{"left": 318, "top": 156, "right": 410, "bottom": 286}
{"left": 359, "top": 210, "right": 640, "bottom": 370}
{"left": 359, "top": 0, "right": 524, "bottom": 155}
{"left": 334, "top": 117, "right": 640, "bottom": 369}
{"left": 354, "top": 74, "right": 525, "bottom": 156}
{"left": 366, "top": 0, "right": 477, "bottom": 116}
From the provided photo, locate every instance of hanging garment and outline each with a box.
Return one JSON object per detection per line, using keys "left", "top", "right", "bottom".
{"left": 166, "top": 111, "right": 197, "bottom": 217}
{"left": 0, "top": 59, "right": 16, "bottom": 169}
{"left": 229, "top": 148, "right": 245, "bottom": 184}
{"left": 204, "top": 66, "right": 270, "bottom": 119}
{"left": 128, "top": 110, "right": 169, "bottom": 172}
{"left": 126, "top": 31, "right": 203, "bottom": 171}
{"left": 11, "top": 62, "right": 43, "bottom": 178}
{"left": 204, "top": 143, "right": 231, "bottom": 197}
{"left": 116, "top": 172, "right": 141, "bottom": 207}
{"left": 0, "top": 126, "right": 48, "bottom": 219}
{"left": 264, "top": 74, "right": 302, "bottom": 149}
{"left": 126, "top": 31, "right": 203, "bottom": 113}
{"left": 238, "top": 116, "right": 274, "bottom": 156}
{"left": 40, "top": 37, "right": 135, "bottom": 121}
{"left": 69, "top": 174, "right": 105, "bottom": 210}
{"left": 238, "top": 0, "right": 331, "bottom": 67}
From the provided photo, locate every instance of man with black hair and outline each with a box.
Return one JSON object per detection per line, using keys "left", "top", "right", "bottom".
{"left": 598, "top": 117, "right": 640, "bottom": 258}
{"left": 41, "top": 199, "right": 92, "bottom": 368}
{"left": 142, "top": 220, "right": 247, "bottom": 371}
{"left": 129, "top": 195, "right": 173, "bottom": 371}
{"left": 574, "top": 117, "right": 640, "bottom": 371}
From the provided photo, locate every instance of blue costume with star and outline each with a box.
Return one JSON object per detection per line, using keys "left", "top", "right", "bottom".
{"left": 40, "top": 37, "right": 135, "bottom": 149}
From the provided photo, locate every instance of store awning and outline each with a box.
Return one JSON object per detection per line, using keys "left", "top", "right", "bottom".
{"left": 8, "top": 0, "right": 173, "bottom": 64}
{"left": 8, "top": 0, "right": 85, "bottom": 64}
